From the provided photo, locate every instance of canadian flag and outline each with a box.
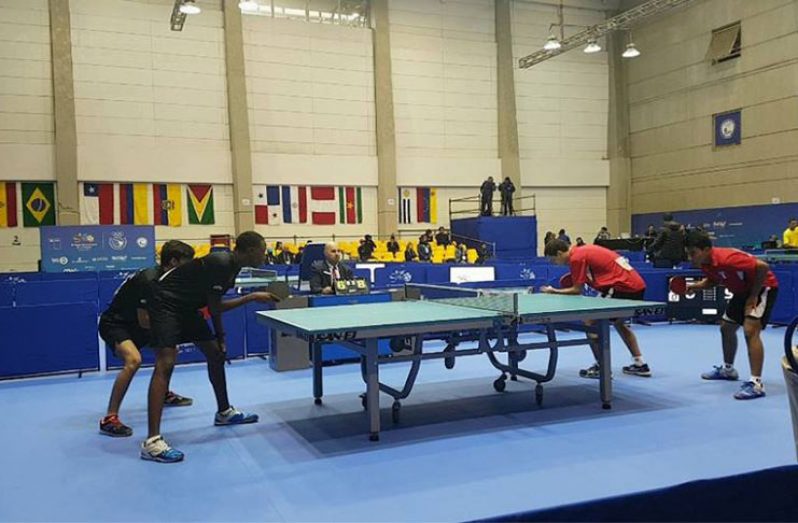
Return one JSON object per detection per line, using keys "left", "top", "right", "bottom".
{"left": 310, "top": 186, "right": 337, "bottom": 225}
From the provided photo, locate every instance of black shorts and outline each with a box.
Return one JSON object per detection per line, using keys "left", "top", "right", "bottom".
{"left": 98, "top": 315, "right": 150, "bottom": 349}
{"left": 148, "top": 309, "right": 214, "bottom": 349}
{"left": 600, "top": 289, "right": 645, "bottom": 301}
{"left": 723, "top": 287, "right": 778, "bottom": 329}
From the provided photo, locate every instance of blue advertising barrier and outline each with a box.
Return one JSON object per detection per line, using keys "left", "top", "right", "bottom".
{"left": 632, "top": 203, "right": 798, "bottom": 248}
{"left": 40, "top": 225, "right": 155, "bottom": 273}
{"left": 0, "top": 303, "right": 100, "bottom": 379}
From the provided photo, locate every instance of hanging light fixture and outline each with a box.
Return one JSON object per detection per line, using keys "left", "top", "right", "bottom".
{"left": 583, "top": 38, "right": 601, "bottom": 54}
{"left": 179, "top": 0, "right": 201, "bottom": 15}
{"left": 622, "top": 42, "right": 641, "bottom": 58}
{"left": 622, "top": 31, "right": 640, "bottom": 58}
{"left": 239, "top": 1, "right": 258, "bottom": 11}
{"left": 543, "top": 35, "right": 561, "bottom": 51}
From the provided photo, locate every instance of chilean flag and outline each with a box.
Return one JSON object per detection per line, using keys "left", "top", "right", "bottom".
{"left": 81, "top": 182, "right": 114, "bottom": 225}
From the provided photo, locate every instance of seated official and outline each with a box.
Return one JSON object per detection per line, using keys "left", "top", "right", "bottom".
{"left": 309, "top": 242, "right": 354, "bottom": 295}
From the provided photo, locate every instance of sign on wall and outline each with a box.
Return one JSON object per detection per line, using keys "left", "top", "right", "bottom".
{"left": 40, "top": 225, "right": 155, "bottom": 273}
{"left": 714, "top": 109, "right": 741, "bottom": 147}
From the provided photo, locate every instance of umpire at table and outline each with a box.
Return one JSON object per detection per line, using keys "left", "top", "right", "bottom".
{"left": 310, "top": 242, "right": 354, "bottom": 295}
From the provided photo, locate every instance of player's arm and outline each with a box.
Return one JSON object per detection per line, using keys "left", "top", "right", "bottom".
{"left": 545, "top": 285, "right": 581, "bottom": 295}
{"left": 216, "top": 292, "right": 279, "bottom": 313}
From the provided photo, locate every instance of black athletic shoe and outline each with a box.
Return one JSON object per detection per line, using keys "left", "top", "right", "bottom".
{"left": 164, "top": 391, "right": 193, "bottom": 407}
{"left": 99, "top": 414, "right": 133, "bottom": 437}
{"left": 622, "top": 363, "right": 652, "bottom": 377}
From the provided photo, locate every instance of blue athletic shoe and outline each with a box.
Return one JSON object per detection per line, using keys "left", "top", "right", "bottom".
{"left": 140, "top": 436, "right": 184, "bottom": 463}
{"left": 701, "top": 365, "right": 739, "bottom": 381}
{"left": 214, "top": 406, "right": 259, "bottom": 426}
{"left": 734, "top": 381, "right": 766, "bottom": 400}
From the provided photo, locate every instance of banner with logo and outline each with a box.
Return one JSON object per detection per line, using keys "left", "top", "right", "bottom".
{"left": 632, "top": 202, "right": 798, "bottom": 248}
{"left": 714, "top": 109, "right": 741, "bottom": 147}
{"left": 40, "top": 225, "right": 155, "bottom": 273}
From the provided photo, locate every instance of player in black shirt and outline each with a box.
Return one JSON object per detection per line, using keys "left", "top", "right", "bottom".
{"left": 141, "top": 231, "right": 278, "bottom": 463}
{"left": 98, "top": 240, "right": 195, "bottom": 437}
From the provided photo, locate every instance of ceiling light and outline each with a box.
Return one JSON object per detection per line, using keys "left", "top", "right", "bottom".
{"left": 622, "top": 42, "right": 641, "bottom": 58}
{"left": 583, "top": 39, "right": 601, "bottom": 54}
{"left": 239, "top": 1, "right": 258, "bottom": 11}
{"left": 543, "top": 35, "right": 561, "bottom": 51}
{"left": 179, "top": 0, "right": 201, "bottom": 15}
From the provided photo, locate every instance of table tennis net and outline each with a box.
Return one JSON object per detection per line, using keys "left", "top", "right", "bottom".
{"left": 404, "top": 284, "right": 518, "bottom": 315}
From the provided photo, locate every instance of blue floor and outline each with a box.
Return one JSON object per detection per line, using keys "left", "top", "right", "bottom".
{"left": 0, "top": 324, "right": 795, "bottom": 522}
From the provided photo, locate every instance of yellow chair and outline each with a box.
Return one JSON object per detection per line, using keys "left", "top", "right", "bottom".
{"left": 467, "top": 249, "right": 478, "bottom": 263}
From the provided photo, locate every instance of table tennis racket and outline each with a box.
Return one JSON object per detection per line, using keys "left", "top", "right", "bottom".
{"left": 559, "top": 273, "right": 574, "bottom": 289}
{"left": 669, "top": 276, "right": 688, "bottom": 295}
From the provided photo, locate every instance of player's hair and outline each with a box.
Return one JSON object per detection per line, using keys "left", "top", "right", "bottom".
{"left": 235, "top": 231, "right": 265, "bottom": 252}
{"left": 662, "top": 213, "right": 674, "bottom": 222}
{"left": 160, "top": 240, "right": 194, "bottom": 267}
{"left": 685, "top": 230, "right": 712, "bottom": 250}
{"left": 789, "top": 217, "right": 797, "bottom": 222}
{"left": 544, "top": 239, "right": 570, "bottom": 257}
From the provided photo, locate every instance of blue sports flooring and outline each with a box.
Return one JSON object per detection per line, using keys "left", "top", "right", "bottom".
{"left": 0, "top": 324, "right": 795, "bottom": 522}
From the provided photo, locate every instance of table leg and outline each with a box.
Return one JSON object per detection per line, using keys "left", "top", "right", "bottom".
{"left": 312, "top": 341, "right": 323, "bottom": 405}
{"left": 598, "top": 319, "right": 612, "bottom": 409}
{"left": 365, "top": 338, "right": 381, "bottom": 441}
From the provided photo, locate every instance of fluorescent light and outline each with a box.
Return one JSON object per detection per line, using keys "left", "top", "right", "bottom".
{"left": 622, "top": 42, "right": 641, "bottom": 58}
{"left": 179, "top": 0, "right": 201, "bottom": 15}
{"left": 583, "top": 39, "right": 601, "bottom": 54}
{"left": 543, "top": 35, "right": 561, "bottom": 51}
{"left": 239, "top": 0, "right": 258, "bottom": 11}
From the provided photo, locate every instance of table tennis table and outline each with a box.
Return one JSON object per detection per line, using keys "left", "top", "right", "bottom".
{"left": 256, "top": 284, "right": 665, "bottom": 441}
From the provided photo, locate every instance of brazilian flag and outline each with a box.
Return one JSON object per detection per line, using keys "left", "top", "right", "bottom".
{"left": 22, "top": 182, "right": 55, "bottom": 227}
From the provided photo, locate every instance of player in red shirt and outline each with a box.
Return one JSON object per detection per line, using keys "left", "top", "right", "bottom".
{"left": 541, "top": 240, "right": 651, "bottom": 378}
{"left": 684, "top": 231, "right": 779, "bottom": 400}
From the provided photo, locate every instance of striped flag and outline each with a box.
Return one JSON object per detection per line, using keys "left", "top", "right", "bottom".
{"left": 399, "top": 188, "right": 414, "bottom": 224}
{"left": 81, "top": 182, "right": 114, "bottom": 225}
{"left": 339, "top": 186, "right": 362, "bottom": 224}
{"left": 417, "top": 187, "right": 437, "bottom": 224}
{"left": 152, "top": 183, "right": 182, "bottom": 227}
{"left": 281, "top": 186, "right": 308, "bottom": 224}
{"left": 310, "top": 186, "right": 336, "bottom": 225}
{"left": 399, "top": 187, "right": 437, "bottom": 224}
{"left": 0, "top": 182, "right": 18, "bottom": 228}
{"left": 119, "top": 183, "right": 150, "bottom": 225}
{"left": 187, "top": 184, "right": 215, "bottom": 225}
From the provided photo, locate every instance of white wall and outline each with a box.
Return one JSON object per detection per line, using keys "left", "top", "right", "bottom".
{"left": 70, "top": 0, "right": 231, "bottom": 184}
{"left": 627, "top": 0, "right": 798, "bottom": 212}
{"left": 242, "top": 14, "right": 378, "bottom": 240}
{"left": 511, "top": 0, "right": 610, "bottom": 250}
{"left": 390, "top": 0, "right": 501, "bottom": 187}
{"left": 0, "top": 0, "right": 53, "bottom": 271}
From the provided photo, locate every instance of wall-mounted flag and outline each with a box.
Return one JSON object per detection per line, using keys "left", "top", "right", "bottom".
{"left": 714, "top": 109, "right": 741, "bottom": 147}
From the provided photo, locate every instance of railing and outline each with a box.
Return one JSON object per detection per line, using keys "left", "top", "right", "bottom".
{"left": 448, "top": 194, "right": 536, "bottom": 223}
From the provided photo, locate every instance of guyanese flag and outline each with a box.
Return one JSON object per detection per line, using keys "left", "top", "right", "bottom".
{"left": 187, "top": 184, "right": 215, "bottom": 225}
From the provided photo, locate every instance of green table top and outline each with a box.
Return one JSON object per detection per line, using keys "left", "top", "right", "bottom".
{"left": 256, "top": 293, "right": 663, "bottom": 336}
